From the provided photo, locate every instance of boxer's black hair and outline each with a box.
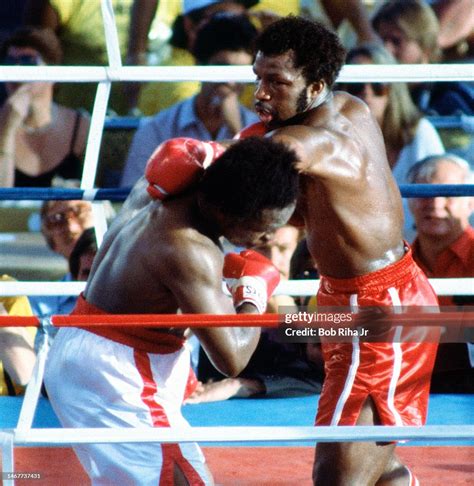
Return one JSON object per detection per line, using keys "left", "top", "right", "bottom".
{"left": 255, "top": 16, "right": 346, "bottom": 88}
{"left": 199, "top": 136, "right": 298, "bottom": 219}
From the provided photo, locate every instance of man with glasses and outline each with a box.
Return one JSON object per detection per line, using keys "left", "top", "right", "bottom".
{"left": 247, "top": 16, "right": 439, "bottom": 485}
{"left": 29, "top": 200, "right": 95, "bottom": 347}
{"left": 40, "top": 200, "right": 94, "bottom": 259}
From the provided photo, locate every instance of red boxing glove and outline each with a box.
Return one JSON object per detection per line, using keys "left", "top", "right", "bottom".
{"left": 223, "top": 250, "right": 280, "bottom": 314}
{"left": 145, "top": 137, "right": 225, "bottom": 200}
{"left": 233, "top": 121, "right": 267, "bottom": 140}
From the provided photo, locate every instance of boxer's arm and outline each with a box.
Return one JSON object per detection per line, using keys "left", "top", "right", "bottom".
{"left": 106, "top": 176, "right": 151, "bottom": 237}
{"left": 263, "top": 127, "right": 311, "bottom": 226}
{"left": 160, "top": 240, "right": 260, "bottom": 377}
{"left": 268, "top": 126, "right": 335, "bottom": 177}
{"left": 120, "top": 176, "right": 151, "bottom": 214}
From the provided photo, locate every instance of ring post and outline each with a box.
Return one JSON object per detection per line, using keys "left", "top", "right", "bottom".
{"left": 16, "top": 318, "right": 52, "bottom": 432}
{"left": 1, "top": 431, "right": 15, "bottom": 486}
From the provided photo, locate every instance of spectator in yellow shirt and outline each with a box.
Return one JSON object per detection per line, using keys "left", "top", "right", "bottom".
{"left": 24, "top": 0, "right": 134, "bottom": 114}
{"left": 0, "top": 275, "right": 36, "bottom": 396}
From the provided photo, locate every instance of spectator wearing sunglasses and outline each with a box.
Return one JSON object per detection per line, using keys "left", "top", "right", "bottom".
{"left": 342, "top": 43, "right": 445, "bottom": 242}
{"left": 0, "top": 26, "right": 89, "bottom": 187}
{"left": 29, "top": 200, "right": 95, "bottom": 348}
{"left": 40, "top": 200, "right": 95, "bottom": 260}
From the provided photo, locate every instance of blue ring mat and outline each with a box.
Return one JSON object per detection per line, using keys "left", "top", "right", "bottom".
{"left": 1, "top": 395, "right": 472, "bottom": 447}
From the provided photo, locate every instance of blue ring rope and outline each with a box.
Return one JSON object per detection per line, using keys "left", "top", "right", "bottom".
{"left": 102, "top": 115, "right": 474, "bottom": 132}
{"left": 0, "top": 187, "right": 130, "bottom": 201}
{"left": 0, "top": 185, "right": 473, "bottom": 201}
{"left": 400, "top": 184, "right": 474, "bottom": 197}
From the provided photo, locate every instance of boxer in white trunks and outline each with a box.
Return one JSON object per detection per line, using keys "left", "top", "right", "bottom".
{"left": 45, "top": 136, "right": 299, "bottom": 485}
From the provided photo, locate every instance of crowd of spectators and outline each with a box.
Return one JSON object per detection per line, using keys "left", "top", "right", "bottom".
{"left": 342, "top": 42, "right": 445, "bottom": 242}
{"left": 0, "top": 0, "right": 472, "bottom": 401}
{"left": 372, "top": 0, "right": 474, "bottom": 117}
{"left": 120, "top": 12, "right": 259, "bottom": 187}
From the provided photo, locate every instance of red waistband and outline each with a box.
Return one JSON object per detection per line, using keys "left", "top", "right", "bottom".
{"left": 73, "top": 294, "right": 184, "bottom": 354}
{"left": 320, "top": 244, "right": 420, "bottom": 293}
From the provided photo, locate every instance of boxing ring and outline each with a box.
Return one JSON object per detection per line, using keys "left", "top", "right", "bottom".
{"left": 0, "top": 312, "right": 473, "bottom": 485}
{"left": 1, "top": 0, "right": 474, "bottom": 484}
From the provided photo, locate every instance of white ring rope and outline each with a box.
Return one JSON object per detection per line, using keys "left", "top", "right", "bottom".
{"left": 0, "top": 282, "right": 86, "bottom": 297}
{"left": 0, "top": 279, "right": 472, "bottom": 297}
{"left": 10, "top": 425, "right": 473, "bottom": 446}
{"left": 79, "top": 82, "right": 111, "bottom": 245}
{"left": 1, "top": 432, "right": 14, "bottom": 485}
{"left": 81, "top": 189, "right": 100, "bottom": 201}
{"left": 1, "top": 63, "right": 472, "bottom": 83}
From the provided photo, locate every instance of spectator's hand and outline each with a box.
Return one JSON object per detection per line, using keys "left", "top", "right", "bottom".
{"left": 184, "top": 377, "right": 264, "bottom": 403}
{"left": 5, "top": 83, "right": 33, "bottom": 124}
{"left": 215, "top": 89, "right": 242, "bottom": 136}
{"left": 433, "top": 0, "right": 474, "bottom": 50}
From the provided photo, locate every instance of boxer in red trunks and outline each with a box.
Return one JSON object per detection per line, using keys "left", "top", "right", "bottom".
{"left": 249, "top": 16, "right": 439, "bottom": 485}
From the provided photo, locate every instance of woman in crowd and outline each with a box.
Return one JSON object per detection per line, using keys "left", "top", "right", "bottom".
{"left": 0, "top": 26, "right": 89, "bottom": 187}
{"left": 372, "top": 0, "right": 474, "bottom": 116}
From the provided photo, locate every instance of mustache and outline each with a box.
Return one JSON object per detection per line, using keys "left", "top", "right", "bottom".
{"left": 255, "top": 101, "right": 273, "bottom": 112}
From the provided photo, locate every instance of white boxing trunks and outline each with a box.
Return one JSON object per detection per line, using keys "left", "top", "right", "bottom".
{"left": 45, "top": 327, "right": 211, "bottom": 485}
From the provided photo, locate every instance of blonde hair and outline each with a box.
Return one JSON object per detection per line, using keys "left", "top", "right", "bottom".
{"left": 372, "top": 0, "right": 441, "bottom": 62}
{"left": 346, "top": 43, "right": 422, "bottom": 152}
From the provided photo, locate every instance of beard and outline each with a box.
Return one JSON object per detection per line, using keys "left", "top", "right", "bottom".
{"left": 296, "top": 87, "right": 310, "bottom": 112}
{"left": 263, "top": 87, "right": 311, "bottom": 128}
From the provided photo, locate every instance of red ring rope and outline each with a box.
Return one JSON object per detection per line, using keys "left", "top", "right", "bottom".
{"left": 0, "top": 312, "right": 471, "bottom": 327}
